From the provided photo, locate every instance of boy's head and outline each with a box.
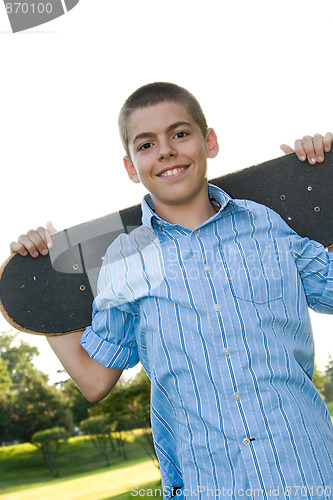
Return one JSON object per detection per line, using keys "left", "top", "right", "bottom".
{"left": 118, "top": 82, "right": 208, "bottom": 157}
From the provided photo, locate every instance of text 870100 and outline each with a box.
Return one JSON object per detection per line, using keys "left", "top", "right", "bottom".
{"left": 5, "top": 3, "right": 53, "bottom": 14}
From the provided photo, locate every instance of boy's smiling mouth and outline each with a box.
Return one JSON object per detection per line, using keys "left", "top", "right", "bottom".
{"left": 159, "top": 164, "right": 190, "bottom": 178}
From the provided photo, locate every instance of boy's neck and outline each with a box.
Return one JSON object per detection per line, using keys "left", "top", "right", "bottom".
{"left": 151, "top": 191, "right": 219, "bottom": 230}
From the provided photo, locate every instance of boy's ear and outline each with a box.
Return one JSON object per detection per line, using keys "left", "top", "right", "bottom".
{"left": 123, "top": 156, "right": 140, "bottom": 183}
{"left": 206, "top": 128, "right": 219, "bottom": 159}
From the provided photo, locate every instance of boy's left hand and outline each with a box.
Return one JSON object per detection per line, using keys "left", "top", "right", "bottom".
{"left": 280, "top": 132, "right": 333, "bottom": 165}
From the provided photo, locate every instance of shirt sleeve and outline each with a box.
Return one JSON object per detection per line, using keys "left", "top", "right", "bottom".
{"left": 288, "top": 233, "right": 333, "bottom": 313}
{"left": 80, "top": 235, "right": 140, "bottom": 370}
{"left": 80, "top": 304, "right": 139, "bottom": 369}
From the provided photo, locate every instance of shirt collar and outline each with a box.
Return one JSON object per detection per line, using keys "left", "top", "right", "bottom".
{"left": 141, "top": 183, "right": 244, "bottom": 229}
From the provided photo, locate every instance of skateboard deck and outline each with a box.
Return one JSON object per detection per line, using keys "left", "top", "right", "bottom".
{"left": 1, "top": 151, "right": 332, "bottom": 336}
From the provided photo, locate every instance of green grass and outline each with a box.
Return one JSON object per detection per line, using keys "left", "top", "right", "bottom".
{"left": 0, "top": 432, "right": 161, "bottom": 499}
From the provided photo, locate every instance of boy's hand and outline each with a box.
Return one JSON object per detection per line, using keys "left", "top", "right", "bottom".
{"left": 10, "top": 221, "right": 57, "bottom": 258}
{"left": 280, "top": 132, "right": 333, "bottom": 165}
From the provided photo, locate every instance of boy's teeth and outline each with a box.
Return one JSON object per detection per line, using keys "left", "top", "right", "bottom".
{"left": 162, "top": 167, "right": 185, "bottom": 177}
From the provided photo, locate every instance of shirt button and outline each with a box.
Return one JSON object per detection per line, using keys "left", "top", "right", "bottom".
{"left": 195, "top": 230, "right": 201, "bottom": 237}
{"left": 204, "top": 264, "right": 210, "bottom": 272}
{"left": 234, "top": 392, "right": 241, "bottom": 401}
{"left": 242, "top": 438, "right": 251, "bottom": 446}
{"left": 223, "top": 347, "right": 231, "bottom": 356}
{"left": 214, "top": 304, "right": 221, "bottom": 312}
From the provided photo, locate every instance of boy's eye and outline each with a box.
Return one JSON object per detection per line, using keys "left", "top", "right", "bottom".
{"left": 174, "top": 131, "right": 189, "bottom": 139}
{"left": 139, "top": 142, "right": 153, "bottom": 151}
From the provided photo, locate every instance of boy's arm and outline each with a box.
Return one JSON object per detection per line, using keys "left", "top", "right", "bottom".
{"left": 10, "top": 225, "right": 123, "bottom": 402}
{"left": 47, "top": 331, "right": 122, "bottom": 402}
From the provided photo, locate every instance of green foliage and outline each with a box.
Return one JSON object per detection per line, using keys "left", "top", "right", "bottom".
{"left": 0, "top": 330, "right": 40, "bottom": 388}
{"left": 312, "top": 362, "right": 327, "bottom": 398}
{"left": 58, "top": 376, "right": 94, "bottom": 425}
{"left": 80, "top": 415, "right": 112, "bottom": 465}
{"left": 325, "top": 401, "right": 333, "bottom": 416}
{"left": 0, "top": 356, "right": 12, "bottom": 392}
{"left": 322, "top": 355, "right": 333, "bottom": 401}
{"left": 0, "top": 357, "right": 13, "bottom": 444}
{"left": 32, "top": 426, "right": 68, "bottom": 474}
{"left": 91, "top": 369, "right": 158, "bottom": 467}
{"left": 0, "top": 331, "right": 72, "bottom": 443}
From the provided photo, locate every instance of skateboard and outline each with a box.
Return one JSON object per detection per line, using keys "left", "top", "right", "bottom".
{"left": 1, "top": 151, "right": 332, "bottom": 336}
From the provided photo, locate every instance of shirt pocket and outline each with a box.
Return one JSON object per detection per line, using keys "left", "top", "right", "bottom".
{"left": 223, "top": 239, "right": 283, "bottom": 304}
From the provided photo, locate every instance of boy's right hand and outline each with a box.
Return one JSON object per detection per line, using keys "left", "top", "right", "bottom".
{"left": 10, "top": 221, "right": 57, "bottom": 258}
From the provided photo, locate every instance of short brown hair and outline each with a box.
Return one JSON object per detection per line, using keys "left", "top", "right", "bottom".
{"left": 118, "top": 82, "right": 208, "bottom": 156}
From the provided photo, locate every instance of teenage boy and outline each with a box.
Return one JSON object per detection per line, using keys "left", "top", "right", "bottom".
{"left": 11, "top": 83, "right": 333, "bottom": 499}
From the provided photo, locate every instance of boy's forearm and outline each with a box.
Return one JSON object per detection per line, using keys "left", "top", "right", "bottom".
{"left": 47, "top": 331, "right": 122, "bottom": 402}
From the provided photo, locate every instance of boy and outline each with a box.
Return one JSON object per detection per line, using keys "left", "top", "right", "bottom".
{"left": 11, "top": 83, "right": 333, "bottom": 499}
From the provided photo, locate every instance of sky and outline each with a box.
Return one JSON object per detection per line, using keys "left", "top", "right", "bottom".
{"left": 0, "top": 0, "right": 333, "bottom": 382}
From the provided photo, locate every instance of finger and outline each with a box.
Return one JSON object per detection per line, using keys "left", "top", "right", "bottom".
{"left": 45, "top": 221, "right": 58, "bottom": 249}
{"left": 10, "top": 241, "right": 28, "bottom": 256}
{"left": 323, "top": 132, "right": 333, "bottom": 153}
{"left": 280, "top": 144, "right": 295, "bottom": 155}
{"left": 13, "top": 233, "right": 39, "bottom": 258}
{"left": 293, "top": 139, "right": 307, "bottom": 162}
{"left": 18, "top": 229, "right": 49, "bottom": 258}
{"left": 313, "top": 134, "right": 325, "bottom": 163}
{"left": 298, "top": 136, "right": 317, "bottom": 164}
{"left": 46, "top": 221, "right": 57, "bottom": 235}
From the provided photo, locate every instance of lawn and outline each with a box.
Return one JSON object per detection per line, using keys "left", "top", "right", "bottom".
{"left": 0, "top": 432, "right": 161, "bottom": 499}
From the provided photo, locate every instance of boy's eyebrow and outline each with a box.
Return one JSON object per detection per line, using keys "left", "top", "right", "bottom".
{"left": 132, "top": 121, "right": 193, "bottom": 145}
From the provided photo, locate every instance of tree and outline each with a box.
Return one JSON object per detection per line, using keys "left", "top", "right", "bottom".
{"left": 312, "top": 361, "right": 327, "bottom": 398}
{"left": 323, "top": 355, "right": 333, "bottom": 401}
{"left": 32, "top": 427, "right": 68, "bottom": 475}
{"left": 0, "top": 330, "right": 72, "bottom": 442}
{"left": 80, "top": 416, "right": 112, "bottom": 466}
{"left": 58, "top": 376, "right": 94, "bottom": 426}
{"left": 126, "top": 369, "right": 158, "bottom": 466}
{"left": 91, "top": 369, "right": 158, "bottom": 466}
{"left": 10, "top": 369, "right": 73, "bottom": 442}
{"left": 0, "top": 331, "right": 39, "bottom": 389}
{"left": 0, "top": 357, "right": 13, "bottom": 444}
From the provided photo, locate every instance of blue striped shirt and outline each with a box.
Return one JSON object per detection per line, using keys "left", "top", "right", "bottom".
{"left": 81, "top": 184, "right": 333, "bottom": 499}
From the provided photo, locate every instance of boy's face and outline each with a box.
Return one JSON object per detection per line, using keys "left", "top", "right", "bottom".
{"left": 123, "top": 101, "right": 219, "bottom": 216}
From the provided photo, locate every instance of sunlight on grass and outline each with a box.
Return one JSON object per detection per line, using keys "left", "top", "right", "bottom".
{"left": 0, "top": 459, "right": 161, "bottom": 500}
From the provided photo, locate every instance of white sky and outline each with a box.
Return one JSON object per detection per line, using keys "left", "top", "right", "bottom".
{"left": 0, "top": 0, "right": 333, "bottom": 382}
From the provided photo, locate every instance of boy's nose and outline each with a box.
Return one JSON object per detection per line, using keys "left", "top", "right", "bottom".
{"left": 158, "top": 140, "right": 177, "bottom": 160}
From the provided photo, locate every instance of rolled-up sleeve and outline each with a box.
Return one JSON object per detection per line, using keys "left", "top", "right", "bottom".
{"left": 81, "top": 304, "right": 139, "bottom": 369}
{"left": 289, "top": 234, "right": 333, "bottom": 313}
